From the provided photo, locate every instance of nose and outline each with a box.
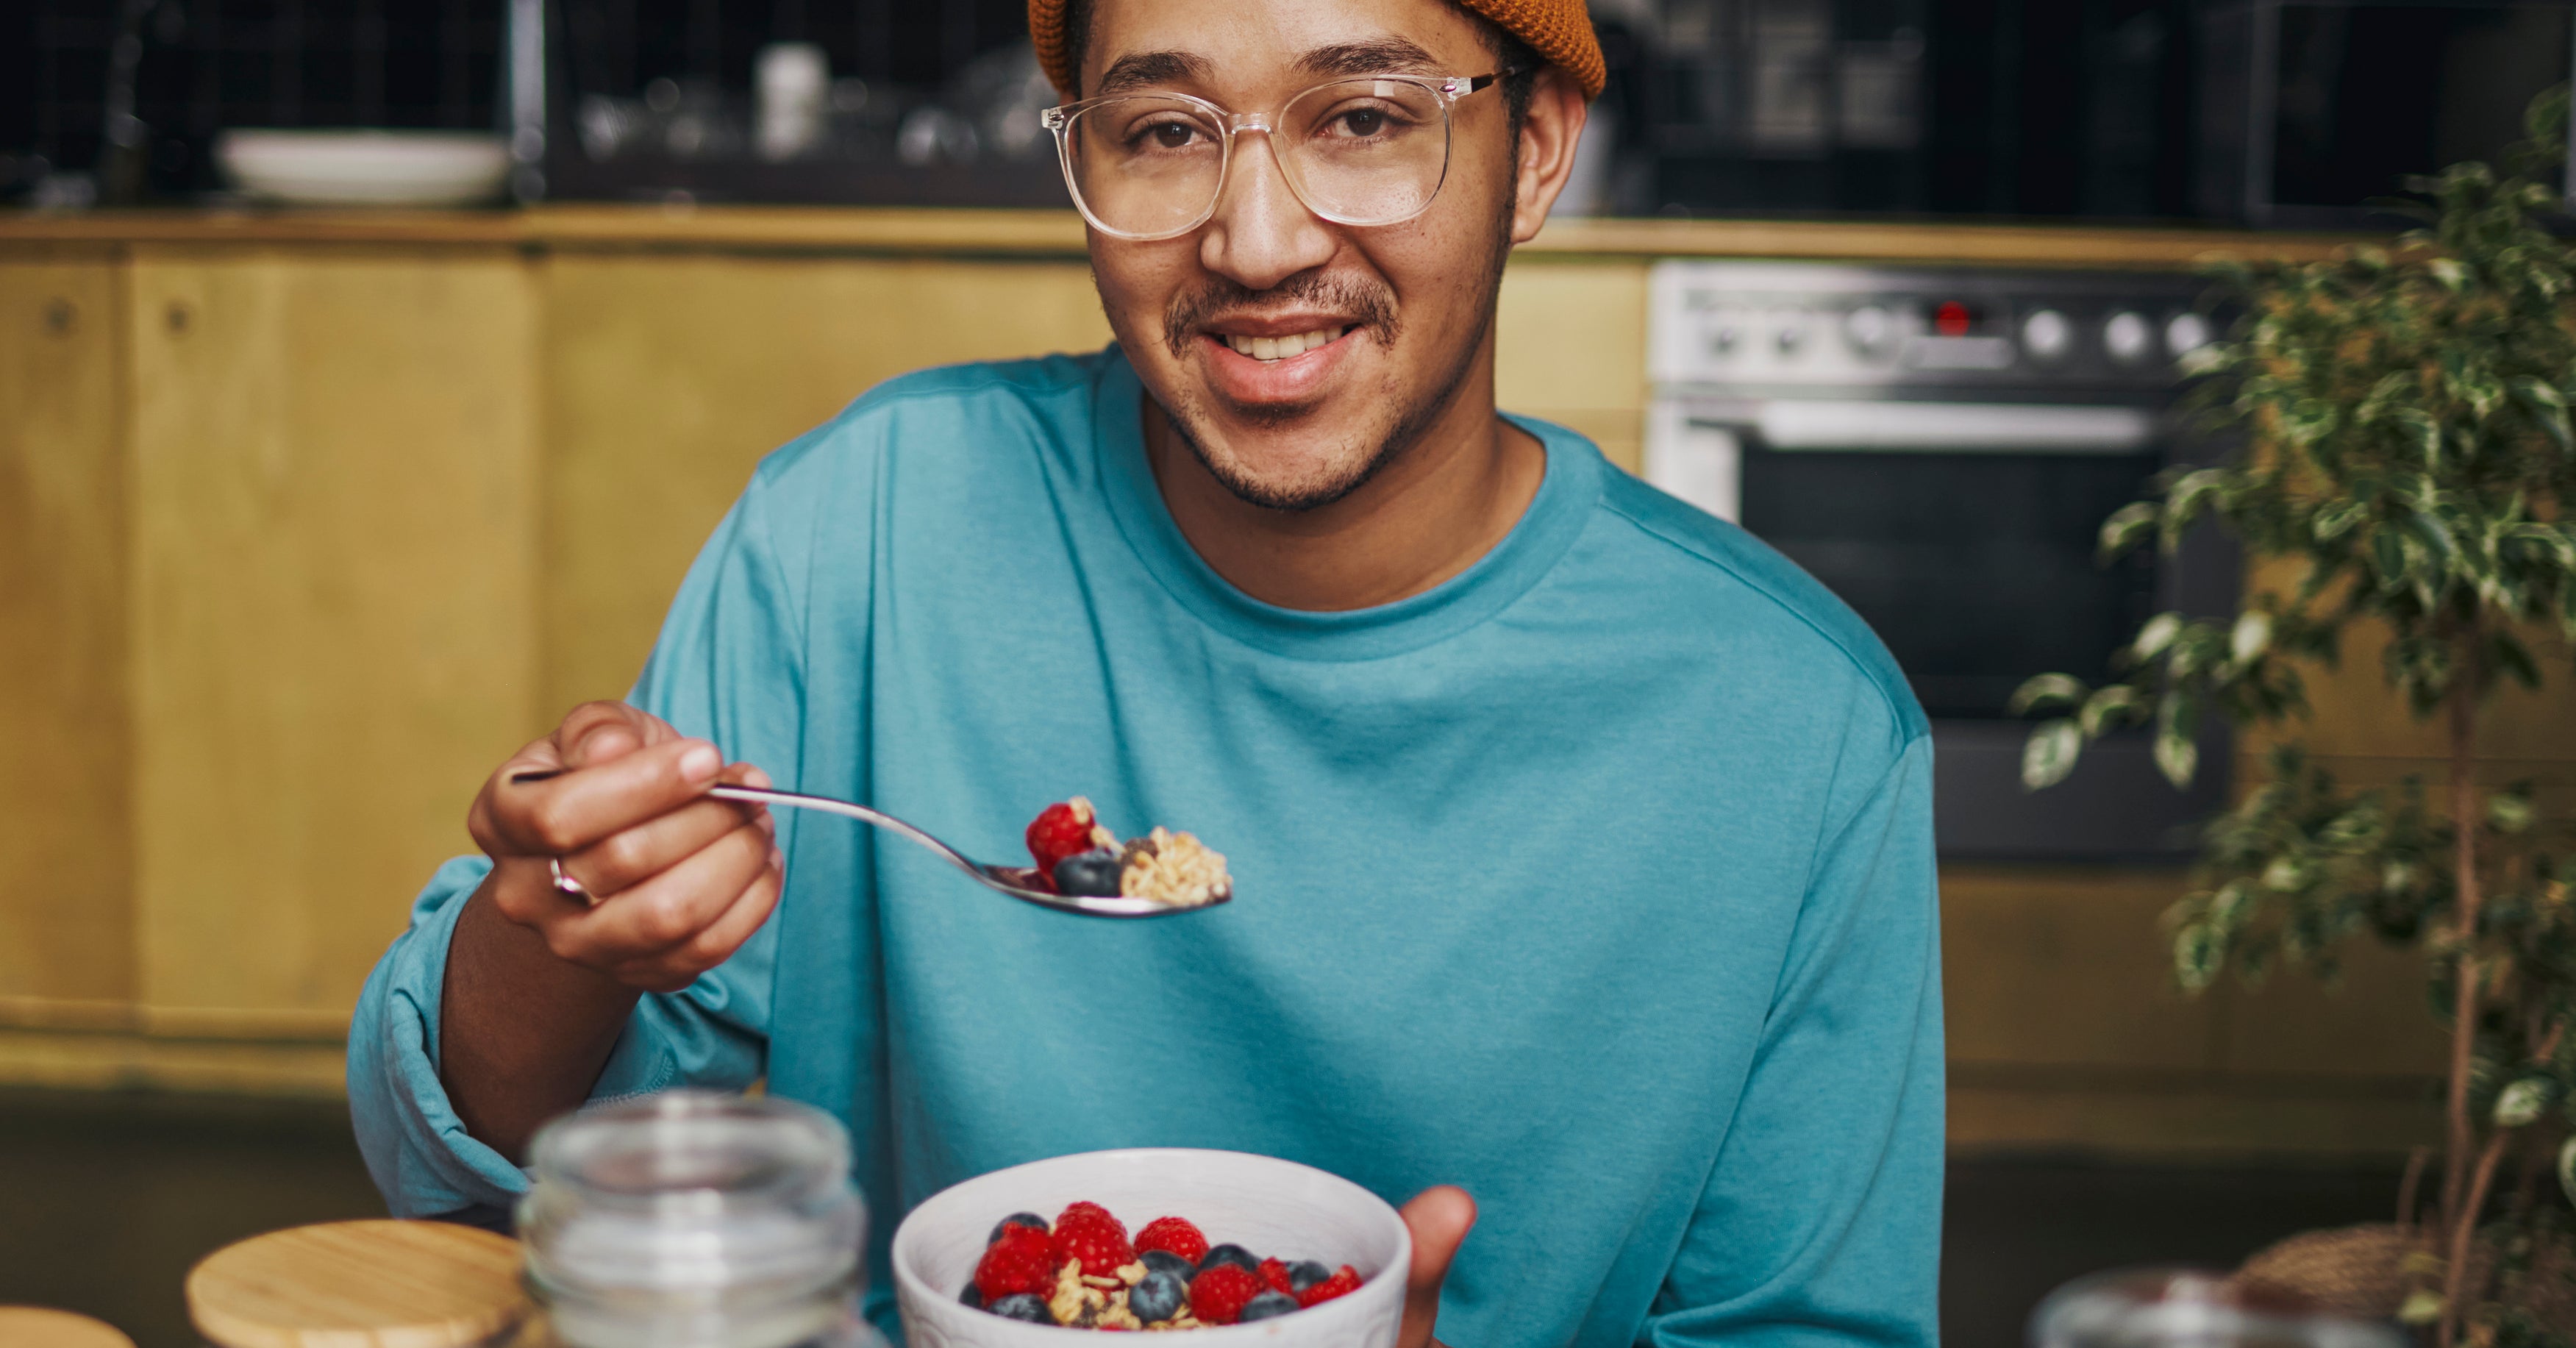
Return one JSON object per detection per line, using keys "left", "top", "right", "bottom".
{"left": 1199, "top": 129, "right": 1336, "bottom": 291}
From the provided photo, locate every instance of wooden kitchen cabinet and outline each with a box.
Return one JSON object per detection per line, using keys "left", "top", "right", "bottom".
{"left": 0, "top": 246, "right": 544, "bottom": 1092}
{"left": 124, "top": 249, "right": 544, "bottom": 1034}
{"left": 0, "top": 255, "right": 135, "bottom": 1014}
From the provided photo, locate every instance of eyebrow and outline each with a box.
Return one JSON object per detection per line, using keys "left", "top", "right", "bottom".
{"left": 1294, "top": 38, "right": 1444, "bottom": 81}
{"left": 1094, "top": 49, "right": 1213, "bottom": 96}
{"left": 1089, "top": 37, "right": 1447, "bottom": 99}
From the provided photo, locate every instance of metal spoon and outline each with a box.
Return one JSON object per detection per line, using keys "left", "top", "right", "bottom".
{"left": 507, "top": 768, "right": 1224, "bottom": 919}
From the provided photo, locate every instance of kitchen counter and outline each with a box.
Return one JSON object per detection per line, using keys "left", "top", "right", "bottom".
{"left": 0, "top": 203, "right": 2366, "bottom": 267}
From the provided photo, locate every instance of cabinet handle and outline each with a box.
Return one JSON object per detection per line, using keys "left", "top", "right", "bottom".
{"left": 43, "top": 298, "right": 76, "bottom": 336}
{"left": 165, "top": 301, "right": 191, "bottom": 335}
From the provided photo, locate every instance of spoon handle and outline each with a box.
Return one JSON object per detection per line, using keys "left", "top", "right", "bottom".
{"left": 705, "top": 784, "right": 988, "bottom": 882}
{"left": 504, "top": 768, "right": 992, "bottom": 887}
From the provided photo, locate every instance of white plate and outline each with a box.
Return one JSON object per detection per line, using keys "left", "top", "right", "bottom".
{"left": 215, "top": 129, "right": 511, "bottom": 207}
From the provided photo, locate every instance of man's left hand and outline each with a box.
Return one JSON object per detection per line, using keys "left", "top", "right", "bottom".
{"left": 1399, "top": 1186, "right": 1477, "bottom": 1348}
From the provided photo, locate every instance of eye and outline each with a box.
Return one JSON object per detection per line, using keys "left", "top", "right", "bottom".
{"left": 1336, "top": 108, "right": 1387, "bottom": 138}
{"left": 1123, "top": 115, "right": 1207, "bottom": 151}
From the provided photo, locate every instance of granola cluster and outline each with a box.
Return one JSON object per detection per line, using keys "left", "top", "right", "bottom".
{"left": 1117, "top": 827, "right": 1231, "bottom": 908}
{"left": 1023, "top": 799, "right": 1232, "bottom": 908}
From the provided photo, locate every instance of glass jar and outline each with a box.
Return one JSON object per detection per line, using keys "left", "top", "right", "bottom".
{"left": 518, "top": 1091, "right": 881, "bottom": 1348}
{"left": 2032, "top": 1269, "right": 2408, "bottom": 1348}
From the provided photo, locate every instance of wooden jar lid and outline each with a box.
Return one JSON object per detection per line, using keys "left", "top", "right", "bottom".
{"left": 185, "top": 1220, "right": 529, "bottom": 1348}
{"left": 0, "top": 1308, "right": 138, "bottom": 1348}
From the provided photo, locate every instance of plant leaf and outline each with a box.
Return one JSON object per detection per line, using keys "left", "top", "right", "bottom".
{"left": 2023, "top": 718, "right": 2083, "bottom": 790}
{"left": 2009, "top": 673, "right": 2089, "bottom": 716}
{"left": 2230, "top": 611, "right": 2274, "bottom": 664}
{"left": 2132, "top": 613, "right": 2186, "bottom": 661}
{"left": 2496, "top": 1075, "right": 2555, "bottom": 1127}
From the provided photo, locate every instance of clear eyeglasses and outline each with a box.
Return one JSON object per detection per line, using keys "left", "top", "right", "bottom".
{"left": 1040, "top": 71, "right": 1512, "bottom": 241}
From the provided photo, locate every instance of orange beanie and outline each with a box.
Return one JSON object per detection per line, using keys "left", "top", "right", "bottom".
{"left": 1027, "top": 0, "right": 1605, "bottom": 101}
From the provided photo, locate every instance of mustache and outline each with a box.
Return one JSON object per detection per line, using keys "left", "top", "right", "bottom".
{"left": 1160, "top": 271, "right": 1399, "bottom": 360}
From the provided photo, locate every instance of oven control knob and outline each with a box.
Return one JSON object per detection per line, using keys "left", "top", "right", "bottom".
{"left": 2103, "top": 310, "right": 2155, "bottom": 365}
{"left": 1773, "top": 309, "right": 1811, "bottom": 355}
{"left": 1844, "top": 304, "right": 1897, "bottom": 357}
{"left": 2021, "top": 308, "right": 2072, "bottom": 362}
{"left": 2165, "top": 311, "right": 2212, "bottom": 358}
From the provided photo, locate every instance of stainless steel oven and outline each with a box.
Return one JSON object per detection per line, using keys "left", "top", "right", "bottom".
{"left": 1645, "top": 261, "right": 2236, "bottom": 860}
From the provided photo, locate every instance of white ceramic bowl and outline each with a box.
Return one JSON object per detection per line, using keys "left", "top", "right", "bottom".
{"left": 892, "top": 1149, "right": 1407, "bottom": 1348}
{"left": 215, "top": 129, "right": 511, "bottom": 207}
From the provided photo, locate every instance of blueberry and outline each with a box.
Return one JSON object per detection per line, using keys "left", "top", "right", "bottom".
{"left": 1240, "top": 1290, "right": 1300, "bottom": 1322}
{"left": 1128, "top": 1269, "right": 1188, "bottom": 1323}
{"left": 1139, "top": 1248, "right": 1196, "bottom": 1280}
{"left": 1286, "top": 1259, "right": 1332, "bottom": 1292}
{"left": 987, "top": 1211, "right": 1049, "bottom": 1245}
{"left": 1198, "top": 1243, "right": 1263, "bottom": 1275}
{"left": 1052, "top": 846, "right": 1124, "bottom": 897}
{"left": 987, "top": 1292, "right": 1056, "bottom": 1324}
{"left": 959, "top": 1282, "right": 985, "bottom": 1309}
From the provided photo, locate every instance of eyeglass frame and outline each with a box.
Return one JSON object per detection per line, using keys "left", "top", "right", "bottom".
{"left": 1038, "top": 71, "right": 1515, "bottom": 242}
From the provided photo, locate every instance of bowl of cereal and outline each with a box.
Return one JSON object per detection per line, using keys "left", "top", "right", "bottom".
{"left": 890, "top": 1149, "right": 1407, "bottom": 1345}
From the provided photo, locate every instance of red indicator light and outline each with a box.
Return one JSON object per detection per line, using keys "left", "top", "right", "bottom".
{"left": 1934, "top": 301, "right": 1974, "bottom": 337}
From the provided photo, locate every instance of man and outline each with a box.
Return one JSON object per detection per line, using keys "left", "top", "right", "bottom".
{"left": 349, "top": 0, "right": 1944, "bottom": 1342}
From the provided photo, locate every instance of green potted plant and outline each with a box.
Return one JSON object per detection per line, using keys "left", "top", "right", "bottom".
{"left": 2016, "top": 94, "right": 2576, "bottom": 1348}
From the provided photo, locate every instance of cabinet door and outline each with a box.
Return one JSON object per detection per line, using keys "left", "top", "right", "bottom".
{"left": 126, "top": 249, "right": 540, "bottom": 1032}
{"left": 0, "top": 257, "right": 132, "bottom": 1013}
{"left": 540, "top": 254, "right": 1112, "bottom": 711}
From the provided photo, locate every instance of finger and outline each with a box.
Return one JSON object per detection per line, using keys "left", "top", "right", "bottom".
{"left": 541, "top": 820, "right": 771, "bottom": 967}
{"left": 489, "top": 736, "right": 727, "bottom": 859}
{"left": 482, "top": 853, "right": 601, "bottom": 929}
{"left": 608, "top": 852, "right": 782, "bottom": 992}
{"left": 555, "top": 777, "right": 766, "bottom": 900}
{"left": 468, "top": 735, "right": 567, "bottom": 856}
{"left": 553, "top": 701, "right": 680, "bottom": 770}
{"left": 1396, "top": 1186, "right": 1477, "bottom": 1348}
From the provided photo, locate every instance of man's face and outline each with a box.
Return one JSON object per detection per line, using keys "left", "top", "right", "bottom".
{"left": 1077, "top": 0, "right": 1525, "bottom": 512}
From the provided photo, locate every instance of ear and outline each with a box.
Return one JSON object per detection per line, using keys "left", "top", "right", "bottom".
{"left": 1508, "top": 67, "right": 1591, "bottom": 244}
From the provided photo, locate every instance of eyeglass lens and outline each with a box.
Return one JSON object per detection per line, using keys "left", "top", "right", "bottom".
{"left": 1062, "top": 79, "right": 1454, "bottom": 238}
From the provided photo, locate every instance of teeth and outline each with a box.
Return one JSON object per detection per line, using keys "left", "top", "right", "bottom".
{"left": 1223, "top": 327, "right": 1347, "bottom": 361}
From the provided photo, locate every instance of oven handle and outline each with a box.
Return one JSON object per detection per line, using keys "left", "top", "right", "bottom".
{"left": 1750, "top": 400, "right": 2160, "bottom": 453}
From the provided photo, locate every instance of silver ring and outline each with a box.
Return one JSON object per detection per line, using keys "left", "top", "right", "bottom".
{"left": 549, "top": 855, "right": 591, "bottom": 900}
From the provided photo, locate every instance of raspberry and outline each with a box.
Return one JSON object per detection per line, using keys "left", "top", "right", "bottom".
{"left": 1188, "top": 1263, "right": 1264, "bottom": 1326}
{"left": 1296, "top": 1264, "right": 1362, "bottom": 1308}
{"left": 1057, "top": 1199, "right": 1114, "bottom": 1227}
{"left": 1052, "top": 1213, "right": 1135, "bottom": 1280}
{"left": 1258, "top": 1257, "right": 1293, "bottom": 1294}
{"left": 974, "top": 1224, "right": 1057, "bottom": 1302}
{"left": 1027, "top": 799, "right": 1103, "bottom": 874}
{"left": 1133, "top": 1216, "right": 1209, "bottom": 1266}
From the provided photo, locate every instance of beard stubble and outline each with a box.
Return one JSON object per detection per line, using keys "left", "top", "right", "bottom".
{"left": 1146, "top": 199, "right": 1516, "bottom": 514}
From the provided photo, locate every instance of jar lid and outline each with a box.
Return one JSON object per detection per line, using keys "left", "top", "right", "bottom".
{"left": 186, "top": 1220, "right": 528, "bottom": 1348}
{"left": 0, "top": 1308, "right": 138, "bottom": 1348}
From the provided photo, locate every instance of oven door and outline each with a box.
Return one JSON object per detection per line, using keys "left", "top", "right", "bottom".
{"left": 1648, "top": 396, "right": 2234, "bottom": 860}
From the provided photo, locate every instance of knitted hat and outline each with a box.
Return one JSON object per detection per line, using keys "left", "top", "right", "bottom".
{"left": 1027, "top": 0, "right": 1605, "bottom": 101}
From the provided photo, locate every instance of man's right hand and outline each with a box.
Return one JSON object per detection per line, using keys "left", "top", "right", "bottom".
{"left": 440, "top": 701, "right": 782, "bottom": 1155}
{"left": 467, "top": 700, "right": 782, "bottom": 993}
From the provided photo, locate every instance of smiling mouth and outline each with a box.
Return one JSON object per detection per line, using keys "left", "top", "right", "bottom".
{"left": 1215, "top": 326, "right": 1351, "bottom": 363}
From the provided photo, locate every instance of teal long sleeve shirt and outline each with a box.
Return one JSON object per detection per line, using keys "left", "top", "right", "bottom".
{"left": 347, "top": 346, "right": 1944, "bottom": 1348}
